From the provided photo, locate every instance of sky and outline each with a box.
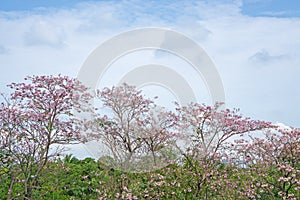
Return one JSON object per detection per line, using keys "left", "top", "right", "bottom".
{"left": 0, "top": 0, "right": 300, "bottom": 129}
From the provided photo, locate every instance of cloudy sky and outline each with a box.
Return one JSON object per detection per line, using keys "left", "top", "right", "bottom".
{"left": 0, "top": 0, "right": 300, "bottom": 128}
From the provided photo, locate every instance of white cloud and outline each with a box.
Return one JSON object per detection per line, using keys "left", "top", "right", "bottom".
{"left": 0, "top": 0, "right": 299, "bottom": 127}
{"left": 23, "top": 19, "right": 66, "bottom": 47}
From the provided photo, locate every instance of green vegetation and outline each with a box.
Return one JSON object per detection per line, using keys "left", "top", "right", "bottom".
{"left": 0, "top": 154, "right": 298, "bottom": 199}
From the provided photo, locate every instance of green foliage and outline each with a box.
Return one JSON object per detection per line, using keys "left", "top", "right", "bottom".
{"left": 1, "top": 154, "right": 298, "bottom": 199}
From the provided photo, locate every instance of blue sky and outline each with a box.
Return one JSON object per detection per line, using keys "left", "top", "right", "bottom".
{"left": 0, "top": 0, "right": 300, "bottom": 128}
{"left": 0, "top": 0, "right": 84, "bottom": 11}
{"left": 1, "top": 0, "right": 300, "bottom": 17}
{"left": 243, "top": 0, "right": 300, "bottom": 17}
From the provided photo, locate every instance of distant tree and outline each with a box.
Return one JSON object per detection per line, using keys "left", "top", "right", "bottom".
{"left": 89, "top": 83, "right": 178, "bottom": 171}
{"left": 0, "top": 75, "right": 92, "bottom": 199}
{"left": 137, "top": 105, "right": 179, "bottom": 167}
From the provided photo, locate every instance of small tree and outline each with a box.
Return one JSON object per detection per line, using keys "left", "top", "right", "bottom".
{"left": 0, "top": 75, "right": 92, "bottom": 199}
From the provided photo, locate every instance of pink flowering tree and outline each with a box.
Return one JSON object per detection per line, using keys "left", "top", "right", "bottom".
{"left": 89, "top": 83, "right": 178, "bottom": 171}
{"left": 0, "top": 75, "right": 92, "bottom": 199}
{"left": 136, "top": 105, "right": 179, "bottom": 168}
{"left": 231, "top": 127, "right": 300, "bottom": 199}
{"left": 174, "top": 102, "right": 273, "bottom": 198}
